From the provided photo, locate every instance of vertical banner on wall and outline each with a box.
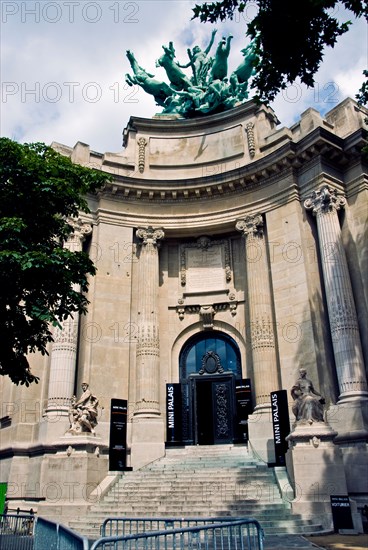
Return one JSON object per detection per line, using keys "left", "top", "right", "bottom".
{"left": 109, "top": 399, "right": 131, "bottom": 471}
{"left": 0, "top": 483, "right": 7, "bottom": 514}
{"left": 270, "top": 389, "right": 290, "bottom": 466}
{"left": 235, "top": 379, "right": 252, "bottom": 442}
{"left": 166, "top": 383, "right": 182, "bottom": 446}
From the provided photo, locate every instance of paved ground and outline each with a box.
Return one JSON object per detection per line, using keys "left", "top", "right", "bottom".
{"left": 305, "top": 533, "right": 368, "bottom": 549}
{"left": 263, "top": 533, "right": 368, "bottom": 549}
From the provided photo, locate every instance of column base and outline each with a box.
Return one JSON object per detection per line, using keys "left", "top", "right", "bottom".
{"left": 248, "top": 407, "right": 275, "bottom": 463}
{"left": 130, "top": 416, "right": 165, "bottom": 469}
{"left": 327, "top": 399, "right": 368, "bottom": 495}
{"left": 327, "top": 397, "right": 368, "bottom": 443}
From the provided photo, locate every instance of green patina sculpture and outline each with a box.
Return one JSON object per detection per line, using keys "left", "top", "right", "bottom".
{"left": 125, "top": 33, "right": 258, "bottom": 118}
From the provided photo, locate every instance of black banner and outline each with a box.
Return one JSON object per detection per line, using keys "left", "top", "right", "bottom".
{"left": 166, "top": 383, "right": 182, "bottom": 445}
{"left": 235, "top": 379, "right": 252, "bottom": 442}
{"left": 330, "top": 496, "right": 354, "bottom": 532}
{"left": 109, "top": 399, "right": 130, "bottom": 471}
{"left": 270, "top": 390, "right": 290, "bottom": 466}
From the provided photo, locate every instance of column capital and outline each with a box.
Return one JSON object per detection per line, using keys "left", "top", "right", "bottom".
{"left": 66, "top": 218, "right": 92, "bottom": 251}
{"left": 136, "top": 226, "right": 165, "bottom": 246}
{"left": 235, "top": 214, "right": 264, "bottom": 237}
{"left": 304, "top": 185, "right": 346, "bottom": 216}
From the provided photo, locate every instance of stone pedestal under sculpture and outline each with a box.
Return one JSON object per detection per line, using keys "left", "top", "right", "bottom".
{"left": 286, "top": 369, "right": 362, "bottom": 531}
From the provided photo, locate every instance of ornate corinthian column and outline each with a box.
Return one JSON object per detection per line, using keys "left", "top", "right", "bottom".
{"left": 45, "top": 219, "right": 92, "bottom": 416}
{"left": 134, "top": 226, "right": 164, "bottom": 416}
{"left": 304, "top": 185, "right": 368, "bottom": 402}
{"left": 236, "top": 214, "right": 280, "bottom": 408}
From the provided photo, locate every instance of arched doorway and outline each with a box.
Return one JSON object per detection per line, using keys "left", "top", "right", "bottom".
{"left": 179, "top": 332, "right": 243, "bottom": 445}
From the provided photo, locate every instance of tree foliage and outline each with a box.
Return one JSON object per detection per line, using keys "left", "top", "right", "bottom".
{"left": 0, "top": 138, "right": 110, "bottom": 386}
{"left": 192, "top": 0, "right": 367, "bottom": 102}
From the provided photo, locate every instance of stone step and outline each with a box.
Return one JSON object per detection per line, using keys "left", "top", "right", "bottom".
{"left": 88, "top": 509, "right": 294, "bottom": 520}
{"left": 68, "top": 519, "right": 325, "bottom": 539}
{"left": 63, "top": 444, "right": 324, "bottom": 538}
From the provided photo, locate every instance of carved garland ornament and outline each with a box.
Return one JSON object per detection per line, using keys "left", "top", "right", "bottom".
{"left": 245, "top": 122, "right": 255, "bottom": 158}
{"left": 138, "top": 137, "right": 148, "bottom": 174}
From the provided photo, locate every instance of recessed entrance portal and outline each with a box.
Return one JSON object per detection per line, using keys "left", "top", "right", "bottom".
{"left": 178, "top": 332, "right": 245, "bottom": 445}
{"left": 192, "top": 374, "right": 235, "bottom": 445}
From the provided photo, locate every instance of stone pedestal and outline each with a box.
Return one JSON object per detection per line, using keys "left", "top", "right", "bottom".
{"left": 39, "top": 436, "right": 108, "bottom": 510}
{"left": 327, "top": 400, "right": 368, "bottom": 496}
{"left": 248, "top": 408, "right": 276, "bottom": 463}
{"left": 130, "top": 417, "right": 165, "bottom": 470}
{"left": 286, "top": 422, "right": 349, "bottom": 529}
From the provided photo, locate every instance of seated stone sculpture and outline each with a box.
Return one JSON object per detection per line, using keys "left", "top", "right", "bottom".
{"left": 67, "top": 382, "right": 99, "bottom": 435}
{"left": 291, "top": 368, "right": 325, "bottom": 424}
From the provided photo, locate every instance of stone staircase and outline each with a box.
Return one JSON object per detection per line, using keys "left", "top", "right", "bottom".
{"left": 68, "top": 444, "right": 323, "bottom": 539}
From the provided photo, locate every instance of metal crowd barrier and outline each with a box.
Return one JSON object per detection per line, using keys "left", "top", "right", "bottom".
{"left": 34, "top": 516, "right": 89, "bottom": 550}
{"left": 100, "top": 516, "right": 255, "bottom": 537}
{"left": 92, "top": 518, "right": 264, "bottom": 550}
{"left": 0, "top": 513, "right": 35, "bottom": 549}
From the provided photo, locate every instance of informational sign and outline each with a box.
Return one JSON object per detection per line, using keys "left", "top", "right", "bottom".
{"left": 330, "top": 496, "right": 354, "bottom": 532}
{"left": 0, "top": 483, "right": 7, "bottom": 514}
{"left": 235, "top": 379, "right": 252, "bottom": 442}
{"left": 166, "top": 384, "right": 182, "bottom": 445}
{"left": 109, "top": 399, "right": 130, "bottom": 471}
{"left": 270, "top": 390, "right": 290, "bottom": 466}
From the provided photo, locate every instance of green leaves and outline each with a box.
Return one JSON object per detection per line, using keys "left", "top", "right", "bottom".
{"left": 0, "top": 137, "right": 110, "bottom": 386}
{"left": 192, "top": 0, "right": 366, "bottom": 102}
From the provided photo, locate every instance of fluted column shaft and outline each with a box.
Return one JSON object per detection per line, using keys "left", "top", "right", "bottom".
{"left": 134, "top": 227, "right": 164, "bottom": 416}
{"left": 236, "top": 215, "right": 280, "bottom": 408}
{"left": 46, "top": 219, "right": 92, "bottom": 414}
{"left": 304, "top": 185, "right": 367, "bottom": 401}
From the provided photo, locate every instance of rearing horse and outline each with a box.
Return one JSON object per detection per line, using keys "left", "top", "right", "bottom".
{"left": 156, "top": 42, "right": 192, "bottom": 91}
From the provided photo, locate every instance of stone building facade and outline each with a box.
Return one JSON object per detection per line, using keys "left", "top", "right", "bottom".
{"left": 0, "top": 98, "right": 367, "bottom": 525}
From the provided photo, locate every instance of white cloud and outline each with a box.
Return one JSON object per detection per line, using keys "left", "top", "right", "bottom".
{"left": 1, "top": 1, "right": 366, "bottom": 152}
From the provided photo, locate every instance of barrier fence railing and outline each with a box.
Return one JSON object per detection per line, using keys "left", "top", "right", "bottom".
{"left": 0, "top": 513, "right": 35, "bottom": 549}
{"left": 34, "top": 516, "right": 89, "bottom": 550}
{"left": 1, "top": 514, "right": 264, "bottom": 549}
{"left": 92, "top": 518, "right": 264, "bottom": 550}
{"left": 101, "top": 516, "right": 258, "bottom": 537}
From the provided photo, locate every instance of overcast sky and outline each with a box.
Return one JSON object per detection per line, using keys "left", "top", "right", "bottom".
{"left": 1, "top": 1, "right": 367, "bottom": 153}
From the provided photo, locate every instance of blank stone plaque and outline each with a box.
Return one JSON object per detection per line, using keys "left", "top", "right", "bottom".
{"left": 186, "top": 245, "right": 225, "bottom": 292}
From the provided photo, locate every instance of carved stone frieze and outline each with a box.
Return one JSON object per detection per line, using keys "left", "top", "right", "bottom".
{"left": 250, "top": 317, "right": 275, "bottom": 350}
{"left": 176, "top": 299, "right": 238, "bottom": 322}
{"left": 136, "top": 325, "right": 160, "bottom": 357}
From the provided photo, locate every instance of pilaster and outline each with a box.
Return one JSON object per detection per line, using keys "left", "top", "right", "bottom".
{"left": 43, "top": 219, "right": 92, "bottom": 436}
{"left": 131, "top": 226, "right": 165, "bottom": 468}
{"left": 236, "top": 214, "right": 280, "bottom": 462}
{"left": 304, "top": 184, "right": 368, "bottom": 494}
